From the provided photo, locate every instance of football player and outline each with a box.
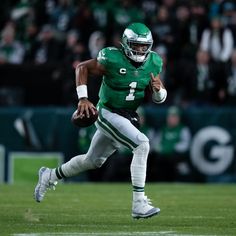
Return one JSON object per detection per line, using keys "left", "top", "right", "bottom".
{"left": 34, "top": 22, "right": 167, "bottom": 219}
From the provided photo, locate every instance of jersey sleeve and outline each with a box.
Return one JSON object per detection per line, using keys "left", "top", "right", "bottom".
{"left": 158, "top": 58, "right": 163, "bottom": 75}
{"left": 154, "top": 53, "right": 163, "bottom": 75}
{"left": 149, "top": 51, "right": 163, "bottom": 76}
{"left": 97, "top": 47, "right": 120, "bottom": 69}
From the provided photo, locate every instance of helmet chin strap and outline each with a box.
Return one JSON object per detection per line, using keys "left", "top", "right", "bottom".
{"left": 131, "top": 55, "right": 146, "bottom": 63}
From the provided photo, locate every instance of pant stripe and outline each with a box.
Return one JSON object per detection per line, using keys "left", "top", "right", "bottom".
{"left": 97, "top": 116, "right": 136, "bottom": 150}
{"left": 99, "top": 110, "right": 138, "bottom": 149}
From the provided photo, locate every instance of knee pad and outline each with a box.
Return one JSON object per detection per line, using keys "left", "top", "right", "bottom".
{"left": 135, "top": 133, "right": 150, "bottom": 154}
{"left": 133, "top": 141, "right": 150, "bottom": 156}
{"left": 137, "top": 132, "right": 149, "bottom": 143}
{"left": 133, "top": 134, "right": 150, "bottom": 166}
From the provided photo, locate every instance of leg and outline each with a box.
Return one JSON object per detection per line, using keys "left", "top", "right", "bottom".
{"left": 34, "top": 129, "right": 118, "bottom": 202}
{"left": 97, "top": 107, "right": 160, "bottom": 218}
{"left": 59, "top": 129, "right": 118, "bottom": 177}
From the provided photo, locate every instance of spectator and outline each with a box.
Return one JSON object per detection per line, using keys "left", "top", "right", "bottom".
{"left": 208, "top": 0, "right": 224, "bottom": 20}
{"left": 148, "top": 106, "right": 191, "bottom": 182}
{"left": 23, "top": 23, "right": 38, "bottom": 61}
{"left": 111, "top": 0, "right": 144, "bottom": 32}
{"left": 33, "top": 0, "right": 56, "bottom": 28}
{"left": 223, "top": 1, "right": 236, "bottom": 48}
{"left": 89, "top": 0, "right": 112, "bottom": 31}
{"left": 199, "top": 15, "right": 234, "bottom": 63}
{"left": 61, "top": 30, "right": 88, "bottom": 105}
{"left": 62, "top": 29, "right": 88, "bottom": 65}
{"left": 73, "top": 0, "right": 96, "bottom": 45}
{"left": 225, "top": 50, "right": 236, "bottom": 105}
{"left": 178, "top": 49, "right": 227, "bottom": 106}
{"left": 161, "top": 0, "right": 177, "bottom": 21}
{"left": 220, "top": 0, "right": 235, "bottom": 26}
{"left": 0, "top": 24, "right": 25, "bottom": 64}
{"left": 26, "top": 24, "right": 62, "bottom": 65}
{"left": 10, "top": 0, "right": 35, "bottom": 41}
{"left": 141, "top": 0, "right": 158, "bottom": 25}
{"left": 172, "top": 4, "right": 192, "bottom": 60}
{"left": 89, "top": 0, "right": 114, "bottom": 44}
{"left": 88, "top": 31, "right": 106, "bottom": 59}
{"left": 150, "top": 5, "right": 175, "bottom": 57}
{"left": 184, "top": 50, "right": 214, "bottom": 105}
{"left": 189, "top": 1, "right": 208, "bottom": 49}
{"left": 49, "top": 0, "right": 76, "bottom": 40}
{"left": 199, "top": 15, "right": 233, "bottom": 105}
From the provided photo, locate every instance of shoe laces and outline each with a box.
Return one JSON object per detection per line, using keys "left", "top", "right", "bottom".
{"left": 39, "top": 181, "right": 57, "bottom": 198}
{"left": 48, "top": 181, "right": 57, "bottom": 191}
{"left": 47, "top": 169, "right": 57, "bottom": 190}
{"left": 143, "top": 196, "right": 153, "bottom": 206}
{"left": 40, "top": 169, "right": 57, "bottom": 193}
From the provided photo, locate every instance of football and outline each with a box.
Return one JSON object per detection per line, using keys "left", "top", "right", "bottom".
{"left": 71, "top": 108, "right": 98, "bottom": 127}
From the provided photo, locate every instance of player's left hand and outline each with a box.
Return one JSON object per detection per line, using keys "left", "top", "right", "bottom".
{"left": 150, "top": 73, "right": 164, "bottom": 92}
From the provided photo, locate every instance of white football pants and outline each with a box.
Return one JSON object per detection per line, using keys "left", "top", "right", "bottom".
{"left": 61, "top": 107, "right": 150, "bottom": 188}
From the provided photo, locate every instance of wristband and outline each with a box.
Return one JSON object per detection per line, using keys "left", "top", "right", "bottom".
{"left": 152, "top": 87, "right": 167, "bottom": 104}
{"left": 76, "top": 85, "right": 88, "bottom": 99}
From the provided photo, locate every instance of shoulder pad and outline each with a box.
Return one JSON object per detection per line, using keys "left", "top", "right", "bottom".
{"left": 150, "top": 51, "right": 163, "bottom": 66}
{"left": 97, "top": 47, "right": 121, "bottom": 66}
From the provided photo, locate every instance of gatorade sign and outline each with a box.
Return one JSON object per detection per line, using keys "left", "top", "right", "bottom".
{"left": 190, "top": 126, "right": 234, "bottom": 175}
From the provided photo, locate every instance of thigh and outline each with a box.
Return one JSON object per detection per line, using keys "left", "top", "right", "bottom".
{"left": 86, "top": 129, "right": 118, "bottom": 161}
{"left": 96, "top": 107, "right": 148, "bottom": 150}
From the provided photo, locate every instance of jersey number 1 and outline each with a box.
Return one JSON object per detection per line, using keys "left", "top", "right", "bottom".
{"left": 126, "top": 82, "right": 137, "bottom": 101}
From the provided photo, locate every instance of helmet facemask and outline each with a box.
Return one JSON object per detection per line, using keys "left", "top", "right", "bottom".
{"left": 124, "top": 40, "right": 152, "bottom": 63}
{"left": 121, "top": 24, "right": 153, "bottom": 63}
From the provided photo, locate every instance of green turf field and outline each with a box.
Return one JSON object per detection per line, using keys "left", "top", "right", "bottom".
{"left": 0, "top": 183, "right": 236, "bottom": 236}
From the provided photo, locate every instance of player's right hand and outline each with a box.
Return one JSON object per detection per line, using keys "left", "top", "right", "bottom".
{"left": 77, "top": 98, "right": 97, "bottom": 118}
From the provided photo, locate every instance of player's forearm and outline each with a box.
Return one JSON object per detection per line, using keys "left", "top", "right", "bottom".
{"left": 75, "top": 63, "right": 89, "bottom": 99}
{"left": 75, "top": 62, "right": 88, "bottom": 86}
{"left": 75, "top": 59, "right": 101, "bottom": 99}
{"left": 75, "top": 59, "right": 105, "bottom": 99}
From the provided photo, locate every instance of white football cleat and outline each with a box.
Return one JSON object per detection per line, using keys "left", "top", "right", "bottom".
{"left": 132, "top": 196, "right": 160, "bottom": 219}
{"left": 34, "top": 167, "right": 57, "bottom": 202}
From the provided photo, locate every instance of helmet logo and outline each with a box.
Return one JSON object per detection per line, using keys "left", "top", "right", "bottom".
{"left": 119, "top": 68, "right": 126, "bottom": 74}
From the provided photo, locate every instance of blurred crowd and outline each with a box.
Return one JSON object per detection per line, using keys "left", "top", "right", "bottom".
{"left": 0, "top": 0, "right": 236, "bottom": 107}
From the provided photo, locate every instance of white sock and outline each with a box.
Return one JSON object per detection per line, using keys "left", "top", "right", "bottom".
{"left": 51, "top": 154, "right": 95, "bottom": 180}
{"left": 133, "top": 191, "right": 145, "bottom": 201}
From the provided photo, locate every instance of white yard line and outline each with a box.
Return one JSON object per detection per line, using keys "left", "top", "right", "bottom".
{"left": 13, "top": 231, "right": 218, "bottom": 236}
{"left": 13, "top": 233, "right": 173, "bottom": 236}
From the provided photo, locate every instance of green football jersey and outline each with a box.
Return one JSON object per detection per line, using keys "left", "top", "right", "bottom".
{"left": 97, "top": 47, "right": 163, "bottom": 110}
